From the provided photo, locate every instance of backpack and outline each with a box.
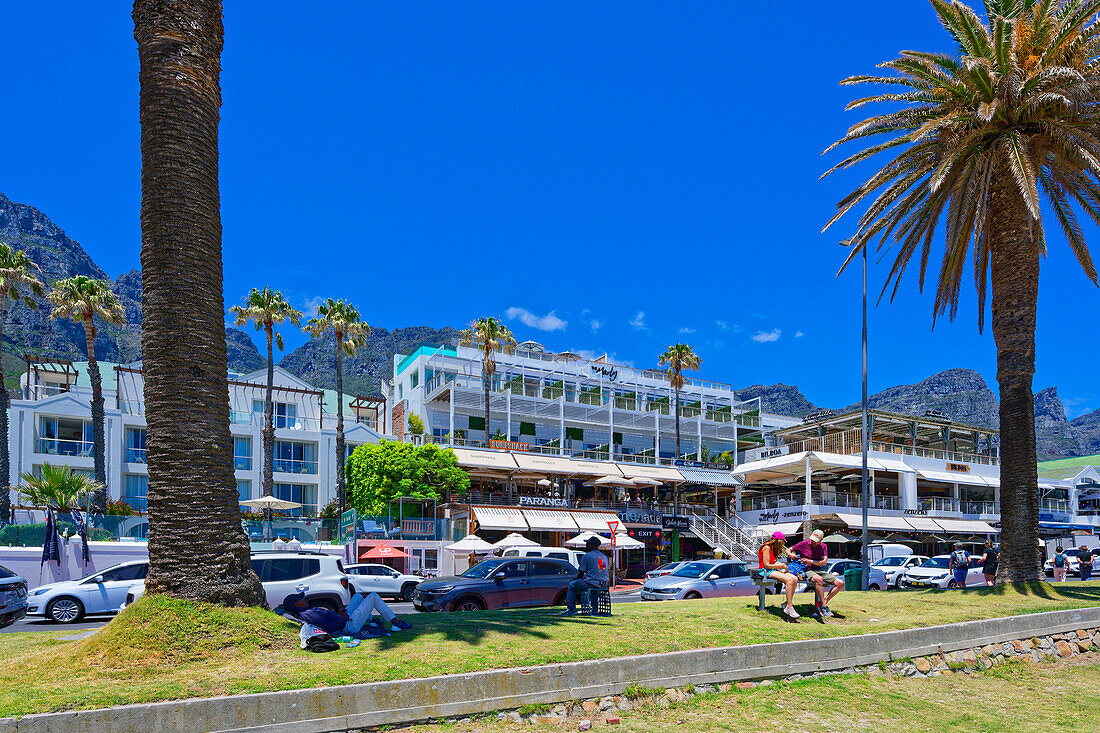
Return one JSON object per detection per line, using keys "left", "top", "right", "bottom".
{"left": 304, "top": 633, "right": 340, "bottom": 653}
{"left": 1054, "top": 553, "right": 1067, "bottom": 568}
{"left": 952, "top": 550, "right": 969, "bottom": 567}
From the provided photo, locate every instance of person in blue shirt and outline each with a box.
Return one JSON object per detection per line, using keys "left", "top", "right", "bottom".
{"left": 561, "top": 536, "right": 610, "bottom": 616}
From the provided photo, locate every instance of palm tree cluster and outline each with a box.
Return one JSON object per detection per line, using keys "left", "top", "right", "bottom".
{"left": 460, "top": 317, "right": 517, "bottom": 445}
{"left": 18, "top": 463, "right": 102, "bottom": 513}
{"left": 823, "top": 0, "right": 1100, "bottom": 581}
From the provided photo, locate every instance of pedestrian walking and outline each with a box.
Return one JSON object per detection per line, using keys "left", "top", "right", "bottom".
{"left": 1078, "top": 545, "right": 1094, "bottom": 582}
{"left": 948, "top": 543, "right": 971, "bottom": 588}
{"left": 1052, "top": 546, "right": 1068, "bottom": 582}
{"left": 979, "top": 540, "right": 998, "bottom": 586}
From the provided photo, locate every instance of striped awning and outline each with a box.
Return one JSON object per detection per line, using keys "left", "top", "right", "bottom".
{"left": 677, "top": 467, "right": 743, "bottom": 487}
{"left": 520, "top": 509, "right": 579, "bottom": 532}
{"left": 471, "top": 506, "right": 528, "bottom": 531}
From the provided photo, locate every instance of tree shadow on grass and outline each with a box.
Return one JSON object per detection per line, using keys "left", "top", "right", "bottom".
{"left": 372, "top": 605, "right": 620, "bottom": 649}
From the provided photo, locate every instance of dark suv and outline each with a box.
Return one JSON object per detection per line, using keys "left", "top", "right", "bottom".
{"left": 413, "top": 558, "right": 574, "bottom": 612}
{"left": 0, "top": 564, "right": 29, "bottom": 628}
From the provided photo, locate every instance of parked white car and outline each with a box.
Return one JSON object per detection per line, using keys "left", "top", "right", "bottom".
{"left": 793, "top": 559, "right": 888, "bottom": 593}
{"left": 1044, "top": 551, "right": 1082, "bottom": 578}
{"left": 344, "top": 563, "right": 422, "bottom": 601}
{"left": 898, "top": 555, "right": 986, "bottom": 588}
{"left": 27, "top": 560, "right": 149, "bottom": 623}
{"left": 122, "top": 552, "right": 354, "bottom": 616}
{"left": 645, "top": 561, "right": 690, "bottom": 581}
{"left": 872, "top": 555, "right": 930, "bottom": 588}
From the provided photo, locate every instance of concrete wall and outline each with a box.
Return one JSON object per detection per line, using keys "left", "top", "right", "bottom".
{"left": 2, "top": 606, "right": 1097, "bottom": 732}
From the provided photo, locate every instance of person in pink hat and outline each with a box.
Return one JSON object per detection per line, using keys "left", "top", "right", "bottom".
{"left": 790, "top": 528, "right": 844, "bottom": 617}
{"left": 756, "top": 531, "right": 801, "bottom": 619}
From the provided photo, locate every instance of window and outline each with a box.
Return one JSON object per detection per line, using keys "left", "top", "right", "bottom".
{"left": 729, "top": 564, "right": 749, "bottom": 578}
{"left": 566, "top": 427, "right": 584, "bottom": 442}
{"left": 411, "top": 372, "right": 419, "bottom": 388}
{"left": 546, "top": 552, "right": 571, "bottom": 562}
{"left": 266, "top": 559, "right": 320, "bottom": 582}
{"left": 468, "top": 415, "right": 486, "bottom": 431}
{"left": 273, "top": 483, "right": 318, "bottom": 516}
{"left": 519, "top": 422, "right": 536, "bottom": 436}
{"left": 530, "top": 561, "right": 572, "bottom": 576}
{"left": 125, "top": 429, "right": 147, "bottom": 463}
{"left": 95, "top": 563, "right": 148, "bottom": 583}
{"left": 502, "top": 562, "right": 527, "bottom": 578}
{"left": 424, "top": 549, "right": 437, "bottom": 570}
{"left": 234, "top": 436, "right": 252, "bottom": 470}
{"left": 123, "top": 475, "right": 148, "bottom": 512}
{"left": 36, "top": 417, "right": 94, "bottom": 457}
{"left": 253, "top": 399, "right": 298, "bottom": 429}
{"left": 273, "top": 441, "right": 318, "bottom": 474}
{"left": 236, "top": 480, "right": 251, "bottom": 504}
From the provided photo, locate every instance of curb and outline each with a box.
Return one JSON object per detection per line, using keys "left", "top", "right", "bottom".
{"left": 3, "top": 606, "right": 1098, "bottom": 732}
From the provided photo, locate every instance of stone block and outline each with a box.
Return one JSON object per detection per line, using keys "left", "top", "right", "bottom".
{"left": 736, "top": 682, "right": 756, "bottom": 690}
{"left": 718, "top": 684, "right": 732, "bottom": 693}
{"left": 1077, "top": 629, "right": 1087, "bottom": 640}
{"left": 1055, "top": 641, "right": 1074, "bottom": 658}
{"left": 914, "top": 658, "right": 932, "bottom": 674}
{"left": 581, "top": 700, "right": 599, "bottom": 714}
{"left": 579, "top": 721, "right": 592, "bottom": 732}
{"left": 605, "top": 716, "right": 621, "bottom": 725}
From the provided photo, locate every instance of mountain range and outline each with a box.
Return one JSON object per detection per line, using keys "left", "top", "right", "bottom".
{"left": 2, "top": 192, "right": 1098, "bottom": 460}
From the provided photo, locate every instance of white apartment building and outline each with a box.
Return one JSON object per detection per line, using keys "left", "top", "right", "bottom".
{"left": 9, "top": 357, "right": 389, "bottom": 517}
{"left": 385, "top": 340, "right": 797, "bottom": 462}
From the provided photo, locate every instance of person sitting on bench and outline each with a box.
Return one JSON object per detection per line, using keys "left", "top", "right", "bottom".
{"left": 561, "top": 536, "right": 610, "bottom": 616}
{"left": 757, "top": 531, "right": 801, "bottom": 619}
{"left": 790, "top": 529, "right": 844, "bottom": 617}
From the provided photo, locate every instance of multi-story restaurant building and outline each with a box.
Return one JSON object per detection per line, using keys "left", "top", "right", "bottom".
{"left": 8, "top": 358, "right": 388, "bottom": 522}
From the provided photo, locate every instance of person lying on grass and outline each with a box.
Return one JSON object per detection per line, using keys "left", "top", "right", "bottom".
{"left": 282, "top": 592, "right": 412, "bottom": 637}
{"left": 756, "top": 531, "right": 801, "bottom": 620}
{"left": 789, "top": 529, "right": 843, "bottom": 618}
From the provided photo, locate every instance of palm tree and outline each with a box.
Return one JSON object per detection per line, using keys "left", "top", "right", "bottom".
{"left": 822, "top": 0, "right": 1100, "bottom": 582}
{"left": 459, "top": 318, "right": 516, "bottom": 448}
{"left": 305, "top": 299, "right": 369, "bottom": 512}
{"left": 134, "top": 0, "right": 265, "bottom": 605}
{"left": 48, "top": 275, "right": 125, "bottom": 512}
{"left": 0, "top": 242, "right": 44, "bottom": 525}
{"left": 18, "top": 464, "right": 101, "bottom": 513}
{"left": 229, "top": 288, "right": 302, "bottom": 519}
{"left": 658, "top": 343, "right": 702, "bottom": 461}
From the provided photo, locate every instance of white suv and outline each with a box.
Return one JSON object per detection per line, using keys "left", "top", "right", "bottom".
{"left": 124, "top": 551, "right": 354, "bottom": 611}
{"left": 344, "top": 564, "right": 422, "bottom": 601}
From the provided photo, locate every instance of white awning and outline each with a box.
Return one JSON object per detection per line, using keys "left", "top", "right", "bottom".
{"left": 935, "top": 518, "right": 998, "bottom": 534}
{"left": 905, "top": 516, "right": 944, "bottom": 532}
{"left": 622, "top": 464, "right": 686, "bottom": 482}
{"left": 833, "top": 513, "right": 913, "bottom": 532}
{"left": 472, "top": 506, "right": 528, "bottom": 531}
{"left": 677, "top": 467, "right": 742, "bottom": 486}
{"left": 736, "top": 451, "right": 916, "bottom": 480}
{"left": 569, "top": 458, "right": 627, "bottom": 477}
{"left": 520, "top": 509, "right": 579, "bottom": 532}
{"left": 571, "top": 511, "right": 621, "bottom": 532}
{"left": 512, "top": 453, "right": 579, "bottom": 475}
{"left": 757, "top": 522, "right": 804, "bottom": 536}
{"left": 917, "top": 468, "right": 994, "bottom": 487}
{"left": 452, "top": 448, "right": 519, "bottom": 472}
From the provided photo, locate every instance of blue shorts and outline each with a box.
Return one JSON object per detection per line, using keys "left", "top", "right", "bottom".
{"left": 952, "top": 569, "right": 968, "bottom": 585}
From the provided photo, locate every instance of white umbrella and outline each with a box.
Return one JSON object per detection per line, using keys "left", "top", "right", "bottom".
{"left": 537, "top": 479, "right": 553, "bottom": 488}
{"left": 585, "top": 475, "right": 635, "bottom": 487}
{"left": 492, "top": 532, "right": 539, "bottom": 549}
{"left": 240, "top": 496, "right": 301, "bottom": 510}
{"left": 445, "top": 534, "right": 496, "bottom": 553}
{"left": 565, "top": 531, "right": 608, "bottom": 548}
{"left": 628, "top": 476, "right": 661, "bottom": 487}
{"left": 612, "top": 532, "right": 645, "bottom": 549}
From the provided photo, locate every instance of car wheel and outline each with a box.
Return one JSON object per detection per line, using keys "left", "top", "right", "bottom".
{"left": 552, "top": 591, "right": 567, "bottom": 606}
{"left": 947, "top": 580, "right": 958, "bottom": 589}
{"left": 683, "top": 591, "right": 702, "bottom": 600}
{"left": 401, "top": 583, "right": 417, "bottom": 602}
{"left": 869, "top": 584, "right": 881, "bottom": 591}
{"left": 453, "top": 597, "right": 484, "bottom": 612}
{"left": 46, "top": 597, "right": 85, "bottom": 624}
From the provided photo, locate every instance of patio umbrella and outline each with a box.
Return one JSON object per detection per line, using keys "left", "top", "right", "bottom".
{"left": 628, "top": 477, "right": 661, "bottom": 487}
{"left": 492, "top": 532, "right": 539, "bottom": 549}
{"left": 537, "top": 479, "right": 553, "bottom": 488}
{"left": 240, "top": 496, "right": 301, "bottom": 510}
{"left": 612, "top": 532, "right": 645, "bottom": 549}
{"left": 565, "top": 531, "right": 608, "bottom": 548}
{"left": 361, "top": 543, "right": 409, "bottom": 559}
{"left": 445, "top": 534, "right": 496, "bottom": 553}
{"left": 822, "top": 532, "right": 857, "bottom": 543}
{"left": 585, "top": 475, "right": 634, "bottom": 487}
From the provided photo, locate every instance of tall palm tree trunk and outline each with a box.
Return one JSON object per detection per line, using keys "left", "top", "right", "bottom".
{"left": 262, "top": 323, "right": 275, "bottom": 536}
{"left": 83, "top": 318, "right": 108, "bottom": 513}
{"left": 0, "top": 293, "right": 9, "bottom": 526}
{"left": 988, "top": 170, "right": 1041, "bottom": 583}
{"left": 335, "top": 335, "right": 346, "bottom": 512}
{"left": 674, "top": 387, "right": 681, "bottom": 514}
{"left": 135, "top": 0, "right": 264, "bottom": 605}
{"left": 483, "top": 355, "right": 491, "bottom": 448}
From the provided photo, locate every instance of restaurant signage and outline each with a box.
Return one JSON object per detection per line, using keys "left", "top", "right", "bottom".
{"left": 662, "top": 515, "right": 690, "bottom": 531}
{"left": 489, "top": 439, "right": 529, "bottom": 451}
{"left": 590, "top": 364, "right": 619, "bottom": 383}
{"left": 518, "top": 496, "right": 569, "bottom": 508}
{"left": 903, "top": 509, "right": 930, "bottom": 515}
{"left": 946, "top": 462, "right": 970, "bottom": 473}
{"left": 617, "top": 508, "right": 662, "bottom": 526}
{"left": 628, "top": 527, "right": 661, "bottom": 541}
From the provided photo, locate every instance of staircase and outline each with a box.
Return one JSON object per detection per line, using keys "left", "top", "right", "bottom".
{"left": 687, "top": 513, "right": 760, "bottom": 562}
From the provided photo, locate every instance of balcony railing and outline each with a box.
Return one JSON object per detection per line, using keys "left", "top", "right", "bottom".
{"left": 34, "top": 437, "right": 94, "bottom": 457}
{"left": 961, "top": 500, "right": 999, "bottom": 515}
{"left": 273, "top": 458, "right": 318, "bottom": 475}
{"left": 234, "top": 456, "right": 252, "bottom": 471}
{"left": 777, "top": 428, "right": 999, "bottom": 466}
{"left": 125, "top": 448, "right": 147, "bottom": 464}
{"left": 918, "top": 497, "right": 958, "bottom": 512}
{"left": 1040, "top": 498, "right": 1071, "bottom": 513}
{"left": 737, "top": 490, "right": 898, "bottom": 512}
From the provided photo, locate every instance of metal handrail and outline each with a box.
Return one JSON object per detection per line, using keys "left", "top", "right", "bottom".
{"left": 34, "top": 437, "right": 94, "bottom": 457}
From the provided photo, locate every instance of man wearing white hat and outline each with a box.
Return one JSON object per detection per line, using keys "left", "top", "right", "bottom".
{"left": 789, "top": 529, "right": 844, "bottom": 617}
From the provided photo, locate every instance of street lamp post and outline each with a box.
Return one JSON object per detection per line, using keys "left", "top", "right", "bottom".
{"left": 841, "top": 237, "right": 870, "bottom": 592}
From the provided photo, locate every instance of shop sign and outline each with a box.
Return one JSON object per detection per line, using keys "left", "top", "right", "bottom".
{"left": 519, "top": 495, "right": 569, "bottom": 508}
{"left": 903, "top": 509, "right": 929, "bottom": 515}
{"left": 782, "top": 510, "right": 808, "bottom": 519}
{"left": 758, "top": 510, "right": 780, "bottom": 523}
{"left": 946, "top": 462, "right": 970, "bottom": 472}
{"left": 490, "top": 439, "right": 529, "bottom": 451}
{"left": 617, "top": 508, "right": 661, "bottom": 526}
{"left": 758, "top": 447, "right": 788, "bottom": 459}
{"left": 590, "top": 364, "right": 619, "bottom": 382}
{"left": 628, "top": 527, "right": 661, "bottom": 541}
{"left": 662, "top": 515, "right": 690, "bottom": 531}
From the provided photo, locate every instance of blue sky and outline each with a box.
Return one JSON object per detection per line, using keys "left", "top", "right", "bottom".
{"left": 2, "top": 2, "right": 1098, "bottom": 415}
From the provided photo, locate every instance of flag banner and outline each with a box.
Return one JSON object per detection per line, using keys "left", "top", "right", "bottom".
{"left": 41, "top": 509, "right": 60, "bottom": 567}
{"left": 70, "top": 508, "right": 90, "bottom": 566}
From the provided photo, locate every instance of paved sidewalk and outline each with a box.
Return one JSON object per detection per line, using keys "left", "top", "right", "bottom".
{"left": 610, "top": 578, "right": 643, "bottom": 594}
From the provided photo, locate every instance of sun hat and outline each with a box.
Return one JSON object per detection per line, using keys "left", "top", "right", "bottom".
{"left": 771, "top": 531, "right": 786, "bottom": 541}
{"left": 809, "top": 529, "right": 825, "bottom": 542}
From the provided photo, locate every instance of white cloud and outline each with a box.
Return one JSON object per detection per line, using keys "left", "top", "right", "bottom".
{"left": 573, "top": 350, "right": 634, "bottom": 368}
{"left": 751, "top": 329, "right": 782, "bottom": 343}
{"left": 678, "top": 327, "right": 696, "bottom": 334}
{"left": 505, "top": 306, "right": 568, "bottom": 332}
{"left": 715, "top": 320, "right": 741, "bottom": 333}
{"left": 630, "top": 311, "right": 647, "bottom": 330}
{"left": 300, "top": 295, "right": 326, "bottom": 319}
{"left": 795, "top": 331, "right": 804, "bottom": 338}
{"left": 590, "top": 320, "right": 602, "bottom": 333}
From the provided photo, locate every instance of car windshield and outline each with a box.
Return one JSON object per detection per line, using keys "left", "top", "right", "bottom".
{"left": 873, "top": 557, "right": 907, "bottom": 567}
{"left": 0, "top": 564, "right": 15, "bottom": 579}
{"left": 462, "top": 559, "right": 507, "bottom": 578}
{"left": 922, "top": 557, "right": 950, "bottom": 569}
{"left": 653, "top": 563, "right": 679, "bottom": 573}
{"left": 671, "top": 562, "right": 715, "bottom": 579}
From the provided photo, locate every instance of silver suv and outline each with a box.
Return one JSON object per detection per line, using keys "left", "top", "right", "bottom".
{"left": 124, "top": 551, "right": 354, "bottom": 610}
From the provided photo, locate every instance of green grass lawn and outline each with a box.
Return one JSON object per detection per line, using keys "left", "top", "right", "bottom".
{"left": 1, "top": 582, "right": 1098, "bottom": 718}
{"left": 405, "top": 653, "right": 1100, "bottom": 732}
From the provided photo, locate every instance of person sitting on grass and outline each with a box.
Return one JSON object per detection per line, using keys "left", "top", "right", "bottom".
{"left": 282, "top": 592, "right": 412, "bottom": 636}
{"left": 789, "top": 529, "right": 843, "bottom": 617}
{"left": 561, "top": 535, "right": 609, "bottom": 616}
{"left": 757, "top": 531, "right": 801, "bottom": 620}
